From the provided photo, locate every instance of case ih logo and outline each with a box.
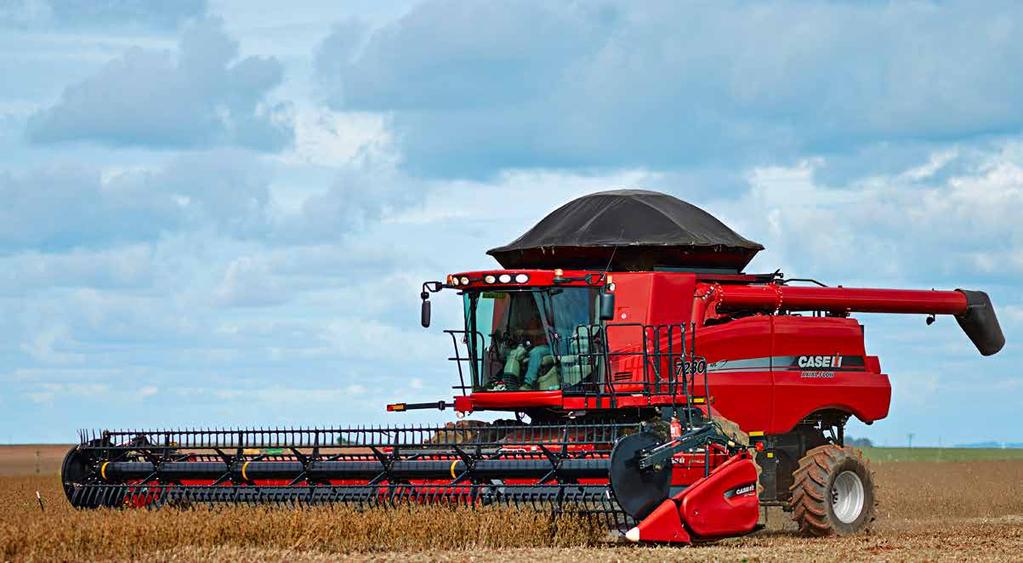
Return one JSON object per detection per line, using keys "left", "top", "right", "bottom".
{"left": 734, "top": 483, "right": 756, "bottom": 496}
{"left": 797, "top": 355, "right": 843, "bottom": 369}
{"left": 725, "top": 483, "right": 757, "bottom": 498}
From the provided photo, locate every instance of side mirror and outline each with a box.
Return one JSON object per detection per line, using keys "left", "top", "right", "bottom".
{"left": 599, "top": 291, "right": 615, "bottom": 321}
{"left": 420, "top": 291, "right": 431, "bottom": 328}
{"left": 419, "top": 282, "right": 442, "bottom": 328}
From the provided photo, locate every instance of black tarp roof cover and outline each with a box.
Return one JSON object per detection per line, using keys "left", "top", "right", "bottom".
{"left": 487, "top": 189, "right": 764, "bottom": 272}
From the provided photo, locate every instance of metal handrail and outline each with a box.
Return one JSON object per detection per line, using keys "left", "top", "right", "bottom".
{"left": 444, "top": 322, "right": 709, "bottom": 410}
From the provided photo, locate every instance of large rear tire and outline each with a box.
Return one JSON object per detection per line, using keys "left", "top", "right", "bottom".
{"left": 790, "top": 444, "right": 876, "bottom": 536}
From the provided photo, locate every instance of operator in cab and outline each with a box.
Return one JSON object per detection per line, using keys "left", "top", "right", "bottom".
{"left": 498, "top": 311, "right": 550, "bottom": 391}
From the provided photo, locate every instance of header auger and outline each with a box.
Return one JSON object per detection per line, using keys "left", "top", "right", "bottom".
{"left": 62, "top": 189, "right": 1004, "bottom": 545}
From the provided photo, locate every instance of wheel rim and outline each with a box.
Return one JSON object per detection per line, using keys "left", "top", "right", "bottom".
{"left": 830, "top": 470, "right": 865, "bottom": 524}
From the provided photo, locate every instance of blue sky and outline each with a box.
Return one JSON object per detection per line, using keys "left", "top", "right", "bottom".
{"left": 0, "top": 0, "right": 1019, "bottom": 445}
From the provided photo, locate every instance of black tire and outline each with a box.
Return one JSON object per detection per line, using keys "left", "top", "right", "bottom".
{"left": 790, "top": 444, "right": 876, "bottom": 536}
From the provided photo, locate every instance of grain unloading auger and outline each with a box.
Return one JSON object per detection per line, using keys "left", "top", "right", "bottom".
{"left": 62, "top": 190, "right": 1005, "bottom": 545}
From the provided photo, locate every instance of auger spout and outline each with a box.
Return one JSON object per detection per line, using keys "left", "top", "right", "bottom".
{"left": 703, "top": 284, "right": 1004, "bottom": 356}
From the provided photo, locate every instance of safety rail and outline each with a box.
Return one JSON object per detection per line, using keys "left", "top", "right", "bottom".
{"left": 444, "top": 329, "right": 486, "bottom": 396}
{"left": 445, "top": 321, "right": 709, "bottom": 416}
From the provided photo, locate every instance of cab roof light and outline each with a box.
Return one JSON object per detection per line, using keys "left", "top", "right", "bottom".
{"left": 498, "top": 274, "right": 512, "bottom": 283}
{"left": 514, "top": 273, "right": 529, "bottom": 283}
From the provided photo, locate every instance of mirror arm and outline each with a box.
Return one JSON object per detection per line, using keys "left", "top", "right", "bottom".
{"left": 420, "top": 281, "right": 442, "bottom": 329}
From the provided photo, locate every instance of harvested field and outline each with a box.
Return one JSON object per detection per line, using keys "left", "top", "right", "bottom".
{"left": 0, "top": 445, "right": 68, "bottom": 477}
{"left": 2, "top": 446, "right": 1022, "bottom": 561}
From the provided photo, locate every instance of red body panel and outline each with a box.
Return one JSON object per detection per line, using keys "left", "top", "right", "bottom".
{"left": 678, "top": 453, "right": 760, "bottom": 538}
{"left": 630, "top": 496, "right": 690, "bottom": 543}
{"left": 450, "top": 270, "right": 969, "bottom": 435}
{"left": 769, "top": 316, "right": 890, "bottom": 430}
{"left": 699, "top": 314, "right": 891, "bottom": 433}
{"left": 629, "top": 451, "right": 760, "bottom": 544}
{"left": 696, "top": 316, "right": 775, "bottom": 431}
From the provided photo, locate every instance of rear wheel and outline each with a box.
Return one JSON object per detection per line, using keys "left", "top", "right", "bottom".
{"left": 790, "top": 445, "right": 876, "bottom": 536}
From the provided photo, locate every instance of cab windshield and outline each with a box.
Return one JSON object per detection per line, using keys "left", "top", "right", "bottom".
{"left": 463, "top": 287, "right": 601, "bottom": 392}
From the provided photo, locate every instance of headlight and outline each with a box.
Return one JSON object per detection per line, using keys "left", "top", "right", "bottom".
{"left": 514, "top": 273, "right": 529, "bottom": 283}
{"left": 459, "top": 276, "right": 470, "bottom": 286}
{"left": 498, "top": 274, "right": 512, "bottom": 283}
{"left": 484, "top": 275, "right": 496, "bottom": 284}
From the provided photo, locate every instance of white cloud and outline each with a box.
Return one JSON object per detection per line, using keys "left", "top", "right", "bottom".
{"left": 0, "top": 244, "right": 154, "bottom": 292}
{"left": 19, "top": 324, "right": 83, "bottom": 364}
{"left": 323, "top": 318, "right": 435, "bottom": 362}
{"left": 316, "top": 1, "right": 1023, "bottom": 177}
{"left": 0, "top": 150, "right": 272, "bottom": 250}
{"left": 27, "top": 17, "right": 291, "bottom": 150}
{"left": 214, "top": 255, "right": 286, "bottom": 307}
{"left": 1, "top": 0, "right": 207, "bottom": 30}
{"left": 735, "top": 141, "right": 1023, "bottom": 286}
{"left": 280, "top": 107, "right": 391, "bottom": 168}
{"left": 26, "top": 382, "right": 109, "bottom": 404}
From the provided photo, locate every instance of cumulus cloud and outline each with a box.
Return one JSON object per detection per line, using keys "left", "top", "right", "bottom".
{"left": 0, "top": 245, "right": 154, "bottom": 293}
{"left": 316, "top": 1, "right": 1023, "bottom": 178}
{"left": 0, "top": 149, "right": 272, "bottom": 250}
{"left": 1, "top": 0, "right": 206, "bottom": 29}
{"left": 282, "top": 108, "right": 391, "bottom": 168}
{"left": 26, "top": 382, "right": 108, "bottom": 404}
{"left": 214, "top": 255, "right": 286, "bottom": 307}
{"left": 26, "top": 17, "right": 291, "bottom": 150}
{"left": 0, "top": 164, "right": 173, "bottom": 250}
{"left": 19, "top": 324, "right": 83, "bottom": 364}
{"left": 735, "top": 141, "right": 1023, "bottom": 287}
{"left": 47, "top": 0, "right": 206, "bottom": 28}
{"left": 281, "top": 149, "right": 424, "bottom": 241}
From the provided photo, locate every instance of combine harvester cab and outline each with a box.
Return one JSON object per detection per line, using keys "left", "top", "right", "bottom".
{"left": 62, "top": 190, "right": 1004, "bottom": 546}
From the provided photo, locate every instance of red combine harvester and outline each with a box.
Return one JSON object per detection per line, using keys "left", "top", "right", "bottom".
{"left": 62, "top": 190, "right": 1004, "bottom": 545}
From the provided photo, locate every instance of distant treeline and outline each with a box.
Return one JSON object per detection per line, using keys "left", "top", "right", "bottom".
{"left": 956, "top": 441, "right": 1023, "bottom": 449}
{"left": 846, "top": 437, "right": 1023, "bottom": 449}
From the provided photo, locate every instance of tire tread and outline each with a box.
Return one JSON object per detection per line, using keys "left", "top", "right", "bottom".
{"left": 788, "top": 444, "right": 877, "bottom": 536}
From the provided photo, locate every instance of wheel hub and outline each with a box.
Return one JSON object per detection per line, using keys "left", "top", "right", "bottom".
{"left": 830, "top": 470, "right": 865, "bottom": 524}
